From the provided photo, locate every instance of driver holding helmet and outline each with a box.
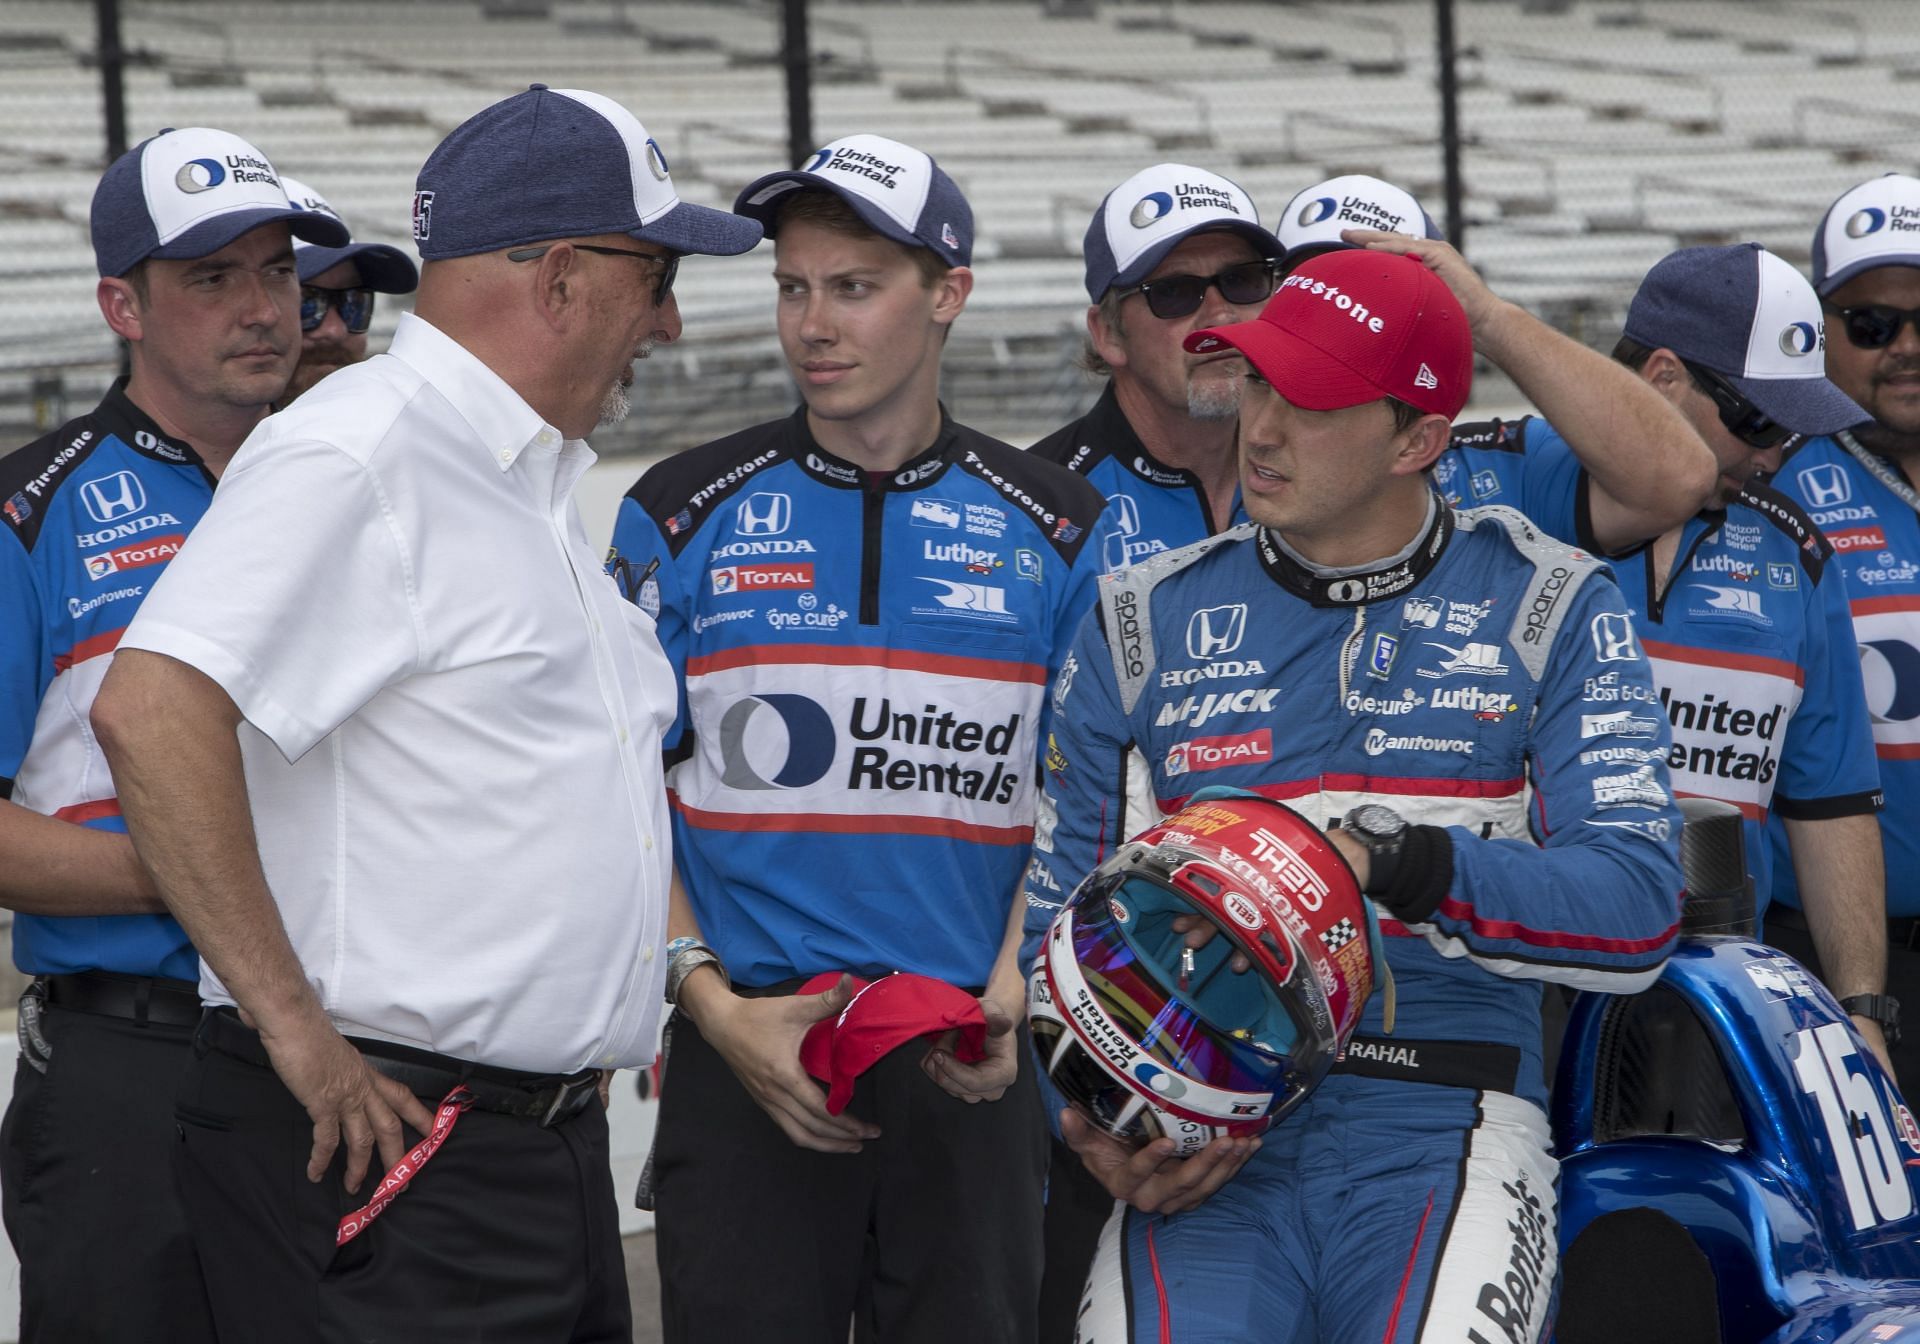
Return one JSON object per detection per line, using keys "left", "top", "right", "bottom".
{"left": 1023, "top": 246, "right": 1686, "bottom": 1342}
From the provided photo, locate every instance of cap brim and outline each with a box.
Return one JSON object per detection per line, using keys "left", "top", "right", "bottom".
{"left": 296, "top": 241, "right": 419, "bottom": 292}
{"left": 151, "top": 205, "right": 350, "bottom": 263}
{"left": 732, "top": 170, "right": 926, "bottom": 253}
{"left": 1185, "top": 318, "right": 1387, "bottom": 411}
{"left": 1110, "top": 220, "right": 1286, "bottom": 292}
{"left": 1817, "top": 251, "right": 1920, "bottom": 297}
{"left": 1729, "top": 371, "right": 1870, "bottom": 438}
{"left": 632, "top": 200, "right": 763, "bottom": 257}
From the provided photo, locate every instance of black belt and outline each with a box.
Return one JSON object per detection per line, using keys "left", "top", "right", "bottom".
{"left": 1768, "top": 904, "right": 1920, "bottom": 953}
{"left": 199, "top": 1007, "right": 601, "bottom": 1129}
{"left": 38, "top": 971, "right": 202, "bottom": 1028}
{"left": 1331, "top": 1035, "right": 1522, "bottom": 1094}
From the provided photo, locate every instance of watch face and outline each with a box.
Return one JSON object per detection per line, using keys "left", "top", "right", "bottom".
{"left": 1349, "top": 805, "right": 1406, "bottom": 840}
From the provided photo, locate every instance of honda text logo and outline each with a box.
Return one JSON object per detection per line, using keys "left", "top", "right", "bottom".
{"left": 1797, "top": 463, "right": 1852, "bottom": 509}
{"left": 735, "top": 491, "right": 791, "bottom": 537}
{"left": 78, "top": 471, "right": 146, "bottom": 523}
{"left": 1186, "top": 605, "right": 1247, "bottom": 659}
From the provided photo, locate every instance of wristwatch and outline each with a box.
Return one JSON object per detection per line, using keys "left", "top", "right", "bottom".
{"left": 1839, "top": 993, "right": 1902, "bottom": 1049}
{"left": 665, "top": 937, "right": 729, "bottom": 1007}
{"left": 1341, "top": 805, "right": 1409, "bottom": 897}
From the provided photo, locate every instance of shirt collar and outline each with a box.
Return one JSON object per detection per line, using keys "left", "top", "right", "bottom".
{"left": 1086, "top": 384, "right": 1201, "bottom": 490}
{"left": 785, "top": 405, "right": 960, "bottom": 491}
{"left": 97, "top": 378, "right": 204, "bottom": 468}
{"left": 387, "top": 313, "right": 568, "bottom": 472}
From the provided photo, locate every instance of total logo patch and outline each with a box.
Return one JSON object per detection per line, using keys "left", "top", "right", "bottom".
{"left": 711, "top": 563, "right": 812, "bottom": 594}
{"left": 83, "top": 534, "right": 184, "bottom": 580}
{"left": 1164, "top": 730, "right": 1272, "bottom": 776}
{"left": 1829, "top": 526, "right": 1888, "bottom": 554}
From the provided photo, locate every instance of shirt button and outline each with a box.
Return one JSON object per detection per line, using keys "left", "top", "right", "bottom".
{"left": 537, "top": 429, "right": 558, "bottom": 447}
{"left": 644, "top": 836, "right": 654, "bottom": 851}
{"left": 619, "top": 727, "right": 629, "bottom": 744}
{"left": 642, "top": 945, "right": 654, "bottom": 963}
{"left": 498, "top": 448, "right": 512, "bottom": 463}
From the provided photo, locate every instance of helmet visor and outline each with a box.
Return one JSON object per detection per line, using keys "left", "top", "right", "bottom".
{"left": 1069, "top": 887, "right": 1305, "bottom": 1098}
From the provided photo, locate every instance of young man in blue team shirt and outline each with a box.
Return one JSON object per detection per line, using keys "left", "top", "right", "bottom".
{"left": 608, "top": 135, "right": 1114, "bottom": 1344}
{"left": 1442, "top": 243, "right": 1893, "bottom": 1074}
{"left": 0, "top": 127, "right": 344, "bottom": 1341}
{"left": 1030, "top": 245, "right": 1684, "bottom": 1344}
{"left": 1768, "top": 172, "right": 1920, "bottom": 1083}
{"left": 1029, "top": 163, "right": 1286, "bottom": 557}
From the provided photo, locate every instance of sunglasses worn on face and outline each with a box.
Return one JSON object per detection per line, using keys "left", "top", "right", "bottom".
{"left": 300, "top": 286, "right": 375, "bottom": 334}
{"left": 507, "top": 242, "right": 678, "bottom": 305}
{"left": 1828, "top": 304, "right": 1920, "bottom": 350}
{"left": 1116, "top": 260, "right": 1281, "bottom": 320}
{"left": 1683, "top": 360, "right": 1796, "bottom": 451}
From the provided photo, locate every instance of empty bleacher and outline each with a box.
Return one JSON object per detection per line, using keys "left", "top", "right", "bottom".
{"left": 3, "top": 0, "right": 1917, "bottom": 451}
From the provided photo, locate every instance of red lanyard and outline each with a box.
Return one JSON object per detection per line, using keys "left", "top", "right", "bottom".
{"left": 336, "top": 1087, "right": 474, "bottom": 1246}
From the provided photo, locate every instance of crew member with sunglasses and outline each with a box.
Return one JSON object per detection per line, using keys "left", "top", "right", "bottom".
{"left": 1030, "top": 164, "right": 1286, "bottom": 565}
{"left": 1444, "top": 242, "right": 1893, "bottom": 1076}
{"left": 277, "top": 177, "right": 419, "bottom": 405}
{"left": 1767, "top": 174, "right": 1920, "bottom": 1084}
{"left": 0, "top": 127, "right": 347, "bottom": 1341}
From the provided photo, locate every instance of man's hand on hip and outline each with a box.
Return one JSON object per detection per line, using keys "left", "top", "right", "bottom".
{"left": 252, "top": 1007, "right": 438, "bottom": 1191}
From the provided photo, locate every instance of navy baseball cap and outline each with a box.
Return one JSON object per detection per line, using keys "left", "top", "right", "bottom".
{"left": 1082, "top": 163, "right": 1281, "bottom": 301}
{"left": 1812, "top": 174, "right": 1920, "bottom": 296}
{"left": 733, "top": 134, "right": 973, "bottom": 268}
{"left": 90, "top": 127, "right": 348, "bottom": 278}
{"left": 1277, "top": 175, "right": 1444, "bottom": 272}
{"left": 412, "top": 85, "right": 762, "bottom": 260}
{"left": 1624, "top": 242, "right": 1865, "bottom": 436}
{"left": 281, "top": 177, "right": 419, "bottom": 293}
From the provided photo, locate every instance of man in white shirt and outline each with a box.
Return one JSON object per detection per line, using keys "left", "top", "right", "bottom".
{"left": 90, "top": 85, "right": 760, "bottom": 1339}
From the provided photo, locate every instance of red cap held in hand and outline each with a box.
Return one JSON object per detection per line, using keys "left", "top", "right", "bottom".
{"left": 798, "top": 972, "right": 989, "bottom": 1115}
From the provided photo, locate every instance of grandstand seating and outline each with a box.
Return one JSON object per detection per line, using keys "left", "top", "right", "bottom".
{"left": 2, "top": 0, "right": 1917, "bottom": 452}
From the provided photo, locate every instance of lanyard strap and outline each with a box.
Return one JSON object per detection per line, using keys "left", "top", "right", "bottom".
{"left": 336, "top": 1087, "right": 474, "bottom": 1246}
{"left": 1837, "top": 430, "right": 1920, "bottom": 517}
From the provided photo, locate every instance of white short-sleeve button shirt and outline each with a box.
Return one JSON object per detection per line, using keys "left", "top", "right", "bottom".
{"left": 121, "top": 314, "right": 674, "bottom": 1073}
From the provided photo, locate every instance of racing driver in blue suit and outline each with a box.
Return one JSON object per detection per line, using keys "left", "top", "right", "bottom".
{"left": 1027, "top": 244, "right": 1685, "bottom": 1343}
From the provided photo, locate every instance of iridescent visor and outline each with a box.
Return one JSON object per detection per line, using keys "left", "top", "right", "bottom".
{"left": 1068, "top": 901, "right": 1297, "bottom": 1098}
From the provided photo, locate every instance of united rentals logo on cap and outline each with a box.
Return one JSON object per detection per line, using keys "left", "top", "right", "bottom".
{"left": 1277, "top": 174, "right": 1445, "bottom": 272}
{"left": 1081, "top": 162, "right": 1283, "bottom": 302}
{"left": 1813, "top": 174, "right": 1920, "bottom": 297}
{"left": 734, "top": 133, "right": 973, "bottom": 267}
{"left": 1185, "top": 250, "right": 1472, "bottom": 419}
{"left": 1624, "top": 242, "right": 1864, "bottom": 436}
{"left": 89, "top": 127, "right": 349, "bottom": 278}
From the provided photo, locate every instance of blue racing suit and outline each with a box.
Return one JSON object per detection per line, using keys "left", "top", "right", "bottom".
{"left": 0, "top": 380, "right": 201, "bottom": 979}
{"left": 609, "top": 407, "right": 1114, "bottom": 988}
{"left": 1441, "top": 417, "right": 1881, "bottom": 913}
{"left": 1026, "top": 498, "right": 1683, "bottom": 1344}
{"left": 1771, "top": 431, "right": 1920, "bottom": 917}
{"left": 1029, "top": 385, "right": 1247, "bottom": 563}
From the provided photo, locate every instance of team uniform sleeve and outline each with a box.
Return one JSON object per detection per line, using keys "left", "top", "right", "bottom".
{"left": 1417, "top": 572, "right": 1684, "bottom": 991}
{"left": 0, "top": 534, "right": 43, "bottom": 793}
{"left": 116, "top": 439, "right": 420, "bottom": 762}
{"left": 1444, "top": 417, "right": 1584, "bottom": 546}
{"left": 1022, "top": 595, "right": 1135, "bottom": 970}
{"left": 608, "top": 491, "right": 692, "bottom": 755}
{"left": 1774, "top": 559, "right": 1882, "bottom": 819}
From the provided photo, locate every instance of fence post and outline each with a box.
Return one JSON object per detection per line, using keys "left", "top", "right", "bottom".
{"left": 1435, "top": 0, "right": 1466, "bottom": 255}
{"left": 783, "top": 0, "right": 814, "bottom": 168}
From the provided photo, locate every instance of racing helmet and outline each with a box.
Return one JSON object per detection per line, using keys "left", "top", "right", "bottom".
{"left": 1030, "top": 789, "right": 1392, "bottom": 1156}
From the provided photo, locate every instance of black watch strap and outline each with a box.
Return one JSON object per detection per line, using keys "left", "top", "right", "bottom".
{"left": 1840, "top": 993, "right": 1902, "bottom": 1047}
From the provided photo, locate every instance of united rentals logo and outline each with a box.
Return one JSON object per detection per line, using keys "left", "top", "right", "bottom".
{"left": 174, "top": 158, "right": 227, "bottom": 194}
{"left": 1779, "top": 321, "right": 1820, "bottom": 356}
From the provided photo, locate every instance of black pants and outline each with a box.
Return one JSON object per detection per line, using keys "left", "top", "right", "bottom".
{"left": 0, "top": 994, "right": 214, "bottom": 1343}
{"left": 653, "top": 1007, "right": 1048, "bottom": 1344}
{"left": 174, "top": 1012, "right": 629, "bottom": 1343}
{"left": 1766, "top": 906, "right": 1920, "bottom": 1089}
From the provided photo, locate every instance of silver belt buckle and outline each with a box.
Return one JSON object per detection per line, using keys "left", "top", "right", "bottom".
{"left": 541, "top": 1074, "right": 596, "bottom": 1128}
